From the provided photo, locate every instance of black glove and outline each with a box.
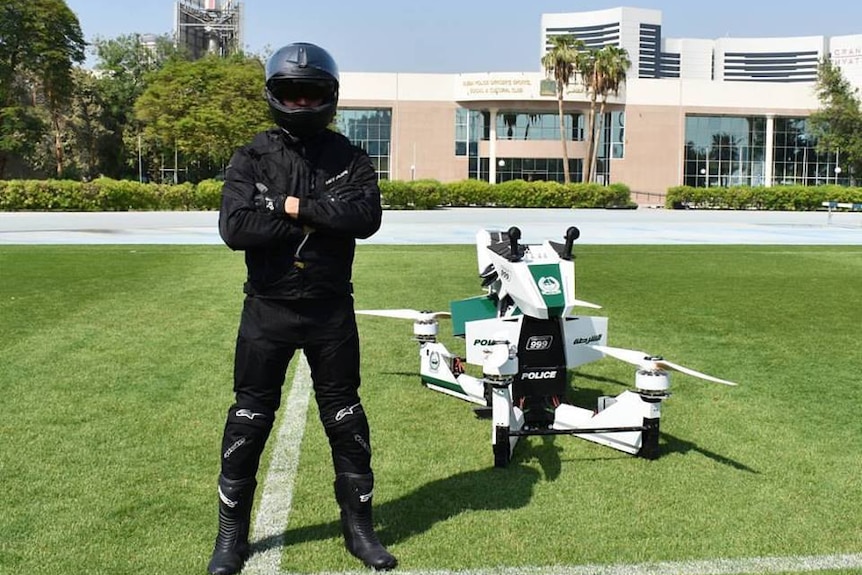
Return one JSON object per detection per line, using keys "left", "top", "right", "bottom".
{"left": 252, "top": 182, "right": 288, "bottom": 216}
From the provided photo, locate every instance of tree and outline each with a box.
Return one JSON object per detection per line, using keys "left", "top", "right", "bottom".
{"left": 584, "top": 45, "right": 631, "bottom": 184}
{"left": 134, "top": 55, "right": 272, "bottom": 182}
{"left": 38, "top": 4, "right": 86, "bottom": 177}
{"left": 0, "top": 0, "right": 85, "bottom": 178}
{"left": 542, "top": 35, "right": 586, "bottom": 184}
{"left": 65, "top": 68, "right": 110, "bottom": 179}
{"left": 1, "top": 2, "right": 41, "bottom": 176}
{"left": 91, "top": 33, "right": 186, "bottom": 178}
{"left": 808, "top": 58, "right": 862, "bottom": 183}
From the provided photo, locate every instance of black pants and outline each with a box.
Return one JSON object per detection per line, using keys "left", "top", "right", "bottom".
{"left": 219, "top": 295, "right": 372, "bottom": 480}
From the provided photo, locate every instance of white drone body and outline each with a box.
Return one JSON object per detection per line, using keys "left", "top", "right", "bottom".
{"left": 358, "top": 226, "right": 736, "bottom": 467}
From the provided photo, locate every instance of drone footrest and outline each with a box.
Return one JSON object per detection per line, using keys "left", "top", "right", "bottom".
{"left": 509, "top": 425, "right": 646, "bottom": 437}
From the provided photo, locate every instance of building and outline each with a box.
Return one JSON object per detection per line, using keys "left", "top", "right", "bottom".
{"left": 174, "top": 0, "right": 243, "bottom": 59}
{"left": 336, "top": 7, "right": 862, "bottom": 203}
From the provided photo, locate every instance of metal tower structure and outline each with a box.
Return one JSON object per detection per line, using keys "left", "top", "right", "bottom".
{"left": 175, "top": 0, "right": 244, "bottom": 59}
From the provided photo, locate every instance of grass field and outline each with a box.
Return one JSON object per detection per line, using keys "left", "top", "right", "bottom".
{"left": 0, "top": 243, "right": 860, "bottom": 575}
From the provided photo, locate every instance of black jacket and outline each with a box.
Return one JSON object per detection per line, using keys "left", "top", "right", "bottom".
{"left": 219, "top": 128, "right": 382, "bottom": 299}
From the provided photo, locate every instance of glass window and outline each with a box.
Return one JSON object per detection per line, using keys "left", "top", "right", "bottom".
{"left": 772, "top": 117, "right": 841, "bottom": 186}
{"left": 611, "top": 111, "right": 625, "bottom": 159}
{"left": 455, "top": 110, "right": 483, "bottom": 162}
{"left": 494, "top": 111, "right": 583, "bottom": 141}
{"left": 335, "top": 108, "right": 392, "bottom": 180}
{"left": 455, "top": 108, "right": 470, "bottom": 156}
{"left": 683, "top": 115, "right": 765, "bottom": 188}
{"left": 685, "top": 114, "right": 843, "bottom": 188}
{"left": 470, "top": 157, "right": 582, "bottom": 184}
{"left": 590, "top": 111, "right": 625, "bottom": 184}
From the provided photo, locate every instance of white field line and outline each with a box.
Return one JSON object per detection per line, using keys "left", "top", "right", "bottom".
{"left": 318, "top": 554, "right": 862, "bottom": 575}
{"left": 242, "top": 353, "right": 313, "bottom": 575}
{"left": 242, "top": 356, "right": 862, "bottom": 575}
{"left": 271, "top": 554, "right": 862, "bottom": 575}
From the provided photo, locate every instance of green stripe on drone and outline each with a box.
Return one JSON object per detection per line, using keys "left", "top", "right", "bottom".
{"left": 421, "top": 375, "right": 465, "bottom": 396}
{"left": 528, "top": 263, "right": 565, "bottom": 317}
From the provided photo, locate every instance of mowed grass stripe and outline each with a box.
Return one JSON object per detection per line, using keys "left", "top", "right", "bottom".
{"left": 1, "top": 245, "right": 860, "bottom": 575}
{"left": 0, "top": 245, "right": 243, "bottom": 575}
{"left": 250, "top": 367, "right": 862, "bottom": 575}
{"left": 262, "top": 553, "right": 862, "bottom": 574}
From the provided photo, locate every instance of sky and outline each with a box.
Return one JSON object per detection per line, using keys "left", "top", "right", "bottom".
{"left": 64, "top": 0, "right": 862, "bottom": 73}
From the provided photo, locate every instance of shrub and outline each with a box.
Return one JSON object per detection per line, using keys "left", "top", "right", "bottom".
{"left": 379, "top": 179, "right": 445, "bottom": 209}
{"left": 93, "top": 178, "right": 160, "bottom": 211}
{"left": 10, "top": 177, "right": 860, "bottom": 213}
{"left": 666, "top": 184, "right": 862, "bottom": 210}
{"left": 193, "top": 180, "right": 224, "bottom": 210}
{"left": 0, "top": 177, "right": 632, "bottom": 211}
{"left": 445, "top": 179, "right": 491, "bottom": 206}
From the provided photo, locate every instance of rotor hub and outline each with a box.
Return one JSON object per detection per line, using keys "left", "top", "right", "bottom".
{"left": 635, "top": 368, "right": 670, "bottom": 395}
{"left": 485, "top": 374, "right": 514, "bottom": 389}
{"left": 412, "top": 319, "right": 439, "bottom": 339}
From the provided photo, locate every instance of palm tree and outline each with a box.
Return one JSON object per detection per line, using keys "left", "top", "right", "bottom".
{"left": 542, "top": 35, "right": 585, "bottom": 184}
{"left": 581, "top": 45, "right": 631, "bottom": 184}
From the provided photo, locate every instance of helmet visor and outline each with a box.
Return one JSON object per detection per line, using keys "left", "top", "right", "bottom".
{"left": 268, "top": 79, "right": 335, "bottom": 104}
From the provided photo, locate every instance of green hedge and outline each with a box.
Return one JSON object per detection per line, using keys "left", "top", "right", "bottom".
{"left": 666, "top": 184, "right": 862, "bottom": 210}
{"left": 379, "top": 179, "right": 632, "bottom": 209}
{"left": 0, "top": 178, "right": 224, "bottom": 211}
{"left": 7, "top": 177, "right": 860, "bottom": 212}
{"left": 0, "top": 177, "right": 632, "bottom": 211}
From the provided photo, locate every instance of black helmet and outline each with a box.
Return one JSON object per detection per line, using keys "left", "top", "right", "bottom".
{"left": 264, "top": 42, "right": 339, "bottom": 140}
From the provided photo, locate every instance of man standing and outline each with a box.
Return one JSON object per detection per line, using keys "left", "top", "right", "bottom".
{"left": 208, "top": 42, "right": 397, "bottom": 574}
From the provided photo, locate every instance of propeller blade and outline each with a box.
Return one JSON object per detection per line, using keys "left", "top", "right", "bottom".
{"left": 572, "top": 299, "right": 602, "bottom": 309}
{"left": 654, "top": 359, "right": 737, "bottom": 386}
{"left": 356, "top": 309, "right": 451, "bottom": 321}
{"left": 590, "top": 345, "right": 737, "bottom": 386}
{"left": 591, "top": 344, "right": 651, "bottom": 366}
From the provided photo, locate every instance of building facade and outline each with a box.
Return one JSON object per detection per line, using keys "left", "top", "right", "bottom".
{"left": 336, "top": 7, "right": 862, "bottom": 203}
{"left": 174, "top": 0, "right": 243, "bottom": 59}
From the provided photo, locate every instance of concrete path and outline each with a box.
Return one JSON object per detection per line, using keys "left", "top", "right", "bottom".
{"left": 0, "top": 208, "right": 860, "bottom": 245}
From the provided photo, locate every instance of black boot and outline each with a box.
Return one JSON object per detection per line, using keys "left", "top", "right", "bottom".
{"left": 207, "top": 475, "right": 257, "bottom": 575}
{"left": 334, "top": 472, "right": 398, "bottom": 570}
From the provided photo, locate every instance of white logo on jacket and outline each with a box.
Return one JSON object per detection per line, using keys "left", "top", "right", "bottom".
{"left": 325, "top": 169, "right": 349, "bottom": 186}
